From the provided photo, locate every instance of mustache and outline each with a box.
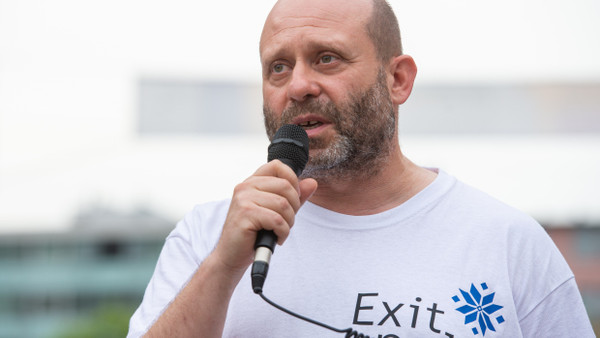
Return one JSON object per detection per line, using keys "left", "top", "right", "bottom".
{"left": 279, "top": 99, "right": 340, "bottom": 125}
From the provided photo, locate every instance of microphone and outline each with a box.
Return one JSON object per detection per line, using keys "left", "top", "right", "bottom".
{"left": 251, "top": 124, "right": 309, "bottom": 294}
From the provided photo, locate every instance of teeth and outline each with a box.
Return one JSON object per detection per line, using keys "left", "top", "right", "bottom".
{"left": 299, "top": 121, "right": 319, "bottom": 127}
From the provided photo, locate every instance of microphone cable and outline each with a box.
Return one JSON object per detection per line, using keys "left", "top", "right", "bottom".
{"left": 257, "top": 291, "right": 371, "bottom": 338}
{"left": 253, "top": 125, "right": 370, "bottom": 337}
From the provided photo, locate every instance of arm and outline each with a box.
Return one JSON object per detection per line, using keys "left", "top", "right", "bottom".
{"left": 144, "top": 253, "right": 245, "bottom": 337}
{"left": 144, "top": 161, "right": 318, "bottom": 337}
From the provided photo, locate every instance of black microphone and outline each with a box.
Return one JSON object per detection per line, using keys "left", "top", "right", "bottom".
{"left": 251, "top": 124, "right": 309, "bottom": 294}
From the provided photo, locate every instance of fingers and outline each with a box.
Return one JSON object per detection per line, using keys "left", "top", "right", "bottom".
{"left": 239, "top": 160, "right": 304, "bottom": 240}
{"left": 299, "top": 178, "right": 318, "bottom": 205}
{"left": 244, "top": 164, "right": 318, "bottom": 243}
{"left": 253, "top": 159, "right": 303, "bottom": 196}
{"left": 215, "top": 160, "right": 310, "bottom": 271}
{"left": 245, "top": 173, "right": 302, "bottom": 214}
{"left": 232, "top": 180, "right": 297, "bottom": 242}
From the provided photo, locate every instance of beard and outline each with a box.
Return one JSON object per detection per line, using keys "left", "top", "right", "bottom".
{"left": 263, "top": 69, "right": 396, "bottom": 182}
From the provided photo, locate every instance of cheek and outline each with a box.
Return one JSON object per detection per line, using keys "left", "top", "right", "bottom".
{"left": 262, "top": 84, "right": 287, "bottom": 115}
{"left": 326, "top": 77, "right": 364, "bottom": 107}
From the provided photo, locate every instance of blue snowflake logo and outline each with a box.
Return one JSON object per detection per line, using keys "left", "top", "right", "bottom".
{"left": 452, "top": 282, "right": 505, "bottom": 336}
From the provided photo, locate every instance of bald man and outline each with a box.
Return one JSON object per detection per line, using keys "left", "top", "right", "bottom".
{"left": 128, "top": 0, "right": 594, "bottom": 337}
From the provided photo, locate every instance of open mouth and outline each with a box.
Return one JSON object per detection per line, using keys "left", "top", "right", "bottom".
{"left": 298, "top": 120, "right": 323, "bottom": 130}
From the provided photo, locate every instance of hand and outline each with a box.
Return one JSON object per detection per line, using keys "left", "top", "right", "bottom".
{"left": 212, "top": 160, "right": 318, "bottom": 276}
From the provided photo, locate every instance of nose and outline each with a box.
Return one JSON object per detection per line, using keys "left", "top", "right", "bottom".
{"left": 287, "top": 63, "right": 321, "bottom": 102}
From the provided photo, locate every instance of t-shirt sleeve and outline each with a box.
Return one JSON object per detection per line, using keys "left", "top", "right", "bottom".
{"left": 127, "top": 203, "right": 225, "bottom": 337}
{"left": 519, "top": 277, "right": 595, "bottom": 337}
{"left": 505, "top": 214, "right": 595, "bottom": 337}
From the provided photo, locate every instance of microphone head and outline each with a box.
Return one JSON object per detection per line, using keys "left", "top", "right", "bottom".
{"left": 268, "top": 124, "right": 309, "bottom": 176}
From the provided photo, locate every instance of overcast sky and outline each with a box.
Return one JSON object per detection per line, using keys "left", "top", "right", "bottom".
{"left": 0, "top": 0, "right": 599, "bottom": 232}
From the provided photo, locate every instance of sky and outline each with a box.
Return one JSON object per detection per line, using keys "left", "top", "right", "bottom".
{"left": 0, "top": 0, "right": 599, "bottom": 233}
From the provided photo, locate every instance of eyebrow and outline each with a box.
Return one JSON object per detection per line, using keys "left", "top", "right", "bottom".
{"left": 261, "top": 38, "right": 351, "bottom": 68}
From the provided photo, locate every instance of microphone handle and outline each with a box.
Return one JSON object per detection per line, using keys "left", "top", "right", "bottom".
{"left": 255, "top": 229, "right": 277, "bottom": 251}
{"left": 252, "top": 230, "right": 276, "bottom": 293}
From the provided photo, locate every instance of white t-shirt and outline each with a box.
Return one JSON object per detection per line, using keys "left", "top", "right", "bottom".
{"left": 128, "top": 170, "right": 594, "bottom": 337}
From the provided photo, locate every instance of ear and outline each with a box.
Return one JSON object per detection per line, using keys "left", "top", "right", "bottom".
{"left": 387, "top": 55, "right": 417, "bottom": 105}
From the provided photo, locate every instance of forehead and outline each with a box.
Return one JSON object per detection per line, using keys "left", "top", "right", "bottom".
{"left": 260, "top": 0, "right": 373, "bottom": 57}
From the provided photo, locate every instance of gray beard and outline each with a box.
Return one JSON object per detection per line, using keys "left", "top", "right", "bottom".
{"left": 263, "top": 69, "right": 396, "bottom": 183}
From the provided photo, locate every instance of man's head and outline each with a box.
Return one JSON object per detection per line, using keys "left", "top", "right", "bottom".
{"left": 366, "top": 0, "right": 403, "bottom": 62}
{"left": 260, "top": 0, "right": 416, "bottom": 181}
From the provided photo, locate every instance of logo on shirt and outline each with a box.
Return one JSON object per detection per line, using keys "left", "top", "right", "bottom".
{"left": 452, "top": 282, "right": 505, "bottom": 336}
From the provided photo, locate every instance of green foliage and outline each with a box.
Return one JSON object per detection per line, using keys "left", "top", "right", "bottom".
{"left": 53, "top": 303, "right": 135, "bottom": 338}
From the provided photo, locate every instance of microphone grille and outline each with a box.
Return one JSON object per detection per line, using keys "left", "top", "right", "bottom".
{"left": 267, "top": 124, "right": 309, "bottom": 176}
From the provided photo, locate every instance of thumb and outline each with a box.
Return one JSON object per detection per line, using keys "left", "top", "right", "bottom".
{"left": 298, "top": 178, "right": 318, "bottom": 206}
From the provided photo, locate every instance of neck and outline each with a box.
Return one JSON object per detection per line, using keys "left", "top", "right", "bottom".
{"left": 307, "top": 146, "right": 437, "bottom": 216}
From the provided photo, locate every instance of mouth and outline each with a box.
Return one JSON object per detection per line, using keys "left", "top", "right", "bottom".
{"left": 297, "top": 120, "right": 324, "bottom": 130}
{"left": 292, "top": 115, "right": 330, "bottom": 131}
{"left": 289, "top": 115, "right": 332, "bottom": 138}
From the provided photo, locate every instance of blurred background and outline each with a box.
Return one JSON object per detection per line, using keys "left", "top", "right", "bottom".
{"left": 0, "top": 0, "right": 599, "bottom": 336}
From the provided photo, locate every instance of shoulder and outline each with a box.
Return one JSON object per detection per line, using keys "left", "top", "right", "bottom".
{"left": 436, "top": 172, "right": 571, "bottom": 276}
{"left": 442, "top": 174, "right": 540, "bottom": 231}
{"left": 440, "top": 174, "right": 577, "bottom": 319}
{"left": 165, "top": 198, "right": 232, "bottom": 260}
{"left": 445, "top": 177, "right": 558, "bottom": 260}
{"left": 186, "top": 199, "right": 232, "bottom": 225}
{"left": 178, "top": 199, "right": 231, "bottom": 227}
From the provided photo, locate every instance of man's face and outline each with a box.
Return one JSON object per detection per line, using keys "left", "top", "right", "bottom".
{"left": 259, "top": 0, "right": 397, "bottom": 180}
{"left": 264, "top": 69, "right": 395, "bottom": 180}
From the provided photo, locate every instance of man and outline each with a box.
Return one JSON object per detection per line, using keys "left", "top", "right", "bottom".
{"left": 128, "top": 0, "right": 594, "bottom": 337}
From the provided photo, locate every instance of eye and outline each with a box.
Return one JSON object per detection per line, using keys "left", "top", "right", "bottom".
{"left": 320, "top": 54, "right": 336, "bottom": 64}
{"left": 272, "top": 63, "right": 288, "bottom": 74}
